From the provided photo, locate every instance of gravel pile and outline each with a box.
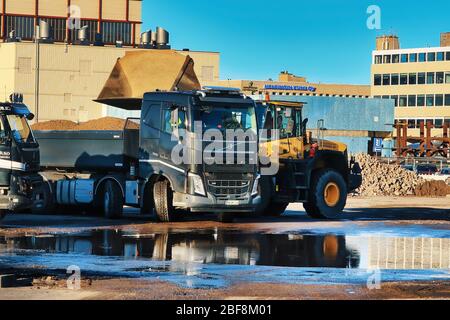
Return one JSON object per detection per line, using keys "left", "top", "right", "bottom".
{"left": 31, "top": 117, "right": 139, "bottom": 131}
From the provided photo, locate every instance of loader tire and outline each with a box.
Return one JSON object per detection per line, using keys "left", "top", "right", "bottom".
{"left": 102, "top": 180, "right": 123, "bottom": 219}
{"left": 153, "top": 180, "right": 175, "bottom": 222}
{"left": 310, "top": 169, "right": 347, "bottom": 219}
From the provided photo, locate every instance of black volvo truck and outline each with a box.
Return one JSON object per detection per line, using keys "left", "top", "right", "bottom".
{"left": 33, "top": 88, "right": 261, "bottom": 222}
{"left": 0, "top": 94, "right": 42, "bottom": 220}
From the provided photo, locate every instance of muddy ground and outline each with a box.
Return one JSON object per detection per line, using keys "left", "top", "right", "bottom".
{"left": 0, "top": 196, "right": 449, "bottom": 300}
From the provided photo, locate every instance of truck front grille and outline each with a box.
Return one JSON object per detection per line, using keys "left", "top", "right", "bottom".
{"left": 207, "top": 180, "right": 250, "bottom": 199}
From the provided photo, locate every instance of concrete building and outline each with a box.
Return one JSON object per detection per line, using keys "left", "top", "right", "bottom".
{"left": 371, "top": 33, "right": 450, "bottom": 137}
{"left": 0, "top": 0, "right": 220, "bottom": 122}
{"left": 208, "top": 71, "right": 371, "bottom": 98}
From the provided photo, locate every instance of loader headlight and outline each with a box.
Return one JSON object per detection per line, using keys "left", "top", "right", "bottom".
{"left": 251, "top": 175, "right": 260, "bottom": 196}
{"left": 188, "top": 173, "right": 206, "bottom": 196}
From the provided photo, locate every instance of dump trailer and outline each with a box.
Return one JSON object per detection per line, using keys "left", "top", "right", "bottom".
{"left": 33, "top": 88, "right": 261, "bottom": 222}
{"left": 0, "top": 94, "right": 43, "bottom": 220}
{"left": 256, "top": 100, "right": 362, "bottom": 219}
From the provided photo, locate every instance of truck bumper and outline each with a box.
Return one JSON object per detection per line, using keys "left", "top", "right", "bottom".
{"left": 173, "top": 193, "right": 261, "bottom": 213}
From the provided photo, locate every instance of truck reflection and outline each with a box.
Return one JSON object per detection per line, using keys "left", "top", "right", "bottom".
{"left": 0, "top": 230, "right": 359, "bottom": 269}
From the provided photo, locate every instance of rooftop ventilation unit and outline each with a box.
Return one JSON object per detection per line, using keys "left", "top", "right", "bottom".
{"left": 93, "top": 33, "right": 104, "bottom": 46}
{"left": 39, "top": 20, "right": 54, "bottom": 43}
{"left": 74, "top": 25, "right": 90, "bottom": 45}
{"left": 139, "top": 30, "right": 153, "bottom": 49}
{"left": 6, "top": 30, "right": 21, "bottom": 43}
{"left": 156, "top": 27, "right": 170, "bottom": 49}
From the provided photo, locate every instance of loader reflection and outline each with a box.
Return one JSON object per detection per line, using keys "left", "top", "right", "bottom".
{"left": 0, "top": 230, "right": 359, "bottom": 268}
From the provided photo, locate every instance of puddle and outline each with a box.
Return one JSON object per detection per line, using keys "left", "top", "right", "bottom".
{"left": 1, "top": 229, "right": 450, "bottom": 288}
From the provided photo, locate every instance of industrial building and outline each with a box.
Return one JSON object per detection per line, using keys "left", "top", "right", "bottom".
{"left": 254, "top": 94, "right": 395, "bottom": 155}
{"left": 0, "top": 0, "right": 220, "bottom": 122}
{"left": 208, "top": 71, "right": 371, "bottom": 98}
{"left": 371, "top": 33, "right": 450, "bottom": 137}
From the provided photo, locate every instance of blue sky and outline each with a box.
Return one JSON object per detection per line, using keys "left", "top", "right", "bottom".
{"left": 142, "top": 0, "right": 450, "bottom": 85}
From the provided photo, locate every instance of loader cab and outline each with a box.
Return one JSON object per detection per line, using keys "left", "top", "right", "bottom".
{"left": 257, "top": 100, "right": 306, "bottom": 159}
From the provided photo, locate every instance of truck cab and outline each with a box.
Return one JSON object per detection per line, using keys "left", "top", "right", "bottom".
{"left": 139, "top": 87, "right": 261, "bottom": 222}
{"left": 0, "top": 94, "right": 42, "bottom": 219}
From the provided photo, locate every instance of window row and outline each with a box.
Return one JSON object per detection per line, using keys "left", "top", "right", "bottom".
{"left": 374, "top": 51, "right": 450, "bottom": 64}
{"left": 259, "top": 92, "right": 369, "bottom": 98}
{"left": 395, "top": 118, "right": 450, "bottom": 129}
{"left": 374, "top": 72, "right": 450, "bottom": 86}
{"left": 374, "top": 94, "right": 450, "bottom": 107}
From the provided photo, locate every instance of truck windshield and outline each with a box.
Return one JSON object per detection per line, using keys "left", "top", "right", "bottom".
{"left": 195, "top": 105, "right": 257, "bottom": 132}
{"left": 6, "top": 115, "right": 35, "bottom": 144}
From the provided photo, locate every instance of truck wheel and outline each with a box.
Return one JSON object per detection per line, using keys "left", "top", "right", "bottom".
{"left": 153, "top": 180, "right": 175, "bottom": 222}
{"left": 218, "top": 212, "right": 234, "bottom": 223}
{"left": 102, "top": 180, "right": 123, "bottom": 219}
{"left": 310, "top": 169, "right": 347, "bottom": 219}
{"left": 264, "top": 202, "right": 289, "bottom": 217}
{"left": 303, "top": 202, "right": 321, "bottom": 219}
{"left": 32, "top": 183, "right": 55, "bottom": 214}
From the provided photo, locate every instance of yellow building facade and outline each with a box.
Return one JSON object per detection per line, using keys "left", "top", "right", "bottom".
{"left": 371, "top": 34, "right": 450, "bottom": 137}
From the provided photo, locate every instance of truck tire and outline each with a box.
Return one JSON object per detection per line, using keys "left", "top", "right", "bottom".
{"left": 303, "top": 202, "right": 321, "bottom": 219}
{"left": 32, "top": 183, "right": 55, "bottom": 214}
{"left": 218, "top": 212, "right": 234, "bottom": 223}
{"left": 102, "top": 180, "right": 123, "bottom": 219}
{"left": 153, "top": 180, "right": 175, "bottom": 222}
{"left": 264, "top": 201, "right": 289, "bottom": 217}
{"left": 310, "top": 169, "right": 347, "bottom": 219}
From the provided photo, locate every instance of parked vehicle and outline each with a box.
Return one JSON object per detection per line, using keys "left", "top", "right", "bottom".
{"left": 33, "top": 88, "right": 261, "bottom": 222}
{"left": 416, "top": 164, "right": 438, "bottom": 175}
{"left": 0, "top": 94, "right": 43, "bottom": 220}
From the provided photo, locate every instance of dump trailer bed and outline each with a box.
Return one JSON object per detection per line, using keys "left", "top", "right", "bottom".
{"left": 34, "top": 130, "right": 139, "bottom": 172}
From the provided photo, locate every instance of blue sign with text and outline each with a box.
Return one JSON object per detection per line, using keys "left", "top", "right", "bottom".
{"left": 373, "top": 138, "right": 383, "bottom": 153}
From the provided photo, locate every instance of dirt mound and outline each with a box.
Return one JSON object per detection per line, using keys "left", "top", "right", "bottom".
{"left": 355, "top": 154, "right": 423, "bottom": 196}
{"left": 414, "top": 180, "right": 450, "bottom": 197}
{"left": 31, "top": 117, "right": 139, "bottom": 131}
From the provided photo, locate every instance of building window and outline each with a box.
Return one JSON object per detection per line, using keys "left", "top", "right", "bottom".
{"left": 374, "top": 74, "right": 382, "bottom": 86}
{"left": 436, "top": 72, "right": 444, "bottom": 84}
{"left": 426, "top": 95, "right": 434, "bottom": 107}
{"left": 418, "top": 72, "right": 426, "bottom": 84}
{"left": 374, "top": 55, "right": 382, "bottom": 64}
{"left": 390, "top": 95, "right": 398, "bottom": 106}
{"left": 383, "top": 55, "right": 391, "bottom": 64}
{"left": 399, "top": 95, "right": 407, "bottom": 107}
{"left": 409, "top": 53, "right": 417, "bottom": 63}
{"left": 446, "top": 94, "right": 450, "bottom": 106}
{"left": 435, "top": 94, "right": 444, "bottom": 106}
{"left": 400, "top": 54, "right": 408, "bottom": 63}
{"left": 437, "top": 52, "right": 445, "bottom": 61}
{"left": 409, "top": 73, "right": 417, "bottom": 85}
{"left": 400, "top": 73, "right": 408, "bottom": 85}
{"left": 419, "top": 53, "right": 426, "bottom": 62}
{"left": 391, "top": 74, "right": 399, "bottom": 85}
{"left": 435, "top": 119, "right": 443, "bottom": 128}
{"left": 417, "top": 95, "right": 425, "bottom": 107}
{"left": 427, "top": 72, "right": 435, "bottom": 84}
{"left": 408, "top": 119, "right": 415, "bottom": 129}
{"left": 446, "top": 72, "right": 450, "bottom": 84}
{"left": 408, "top": 95, "right": 416, "bottom": 107}
{"left": 382, "top": 74, "right": 390, "bottom": 85}
{"left": 416, "top": 120, "right": 423, "bottom": 129}
{"left": 102, "top": 22, "right": 132, "bottom": 45}
{"left": 427, "top": 52, "right": 436, "bottom": 62}
{"left": 446, "top": 52, "right": 450, "bottom": 61}
{"left": 5, "top": 15, "right": 35, "bottom": 40}
{"left": 392, "top": 54, "right": 400, "bottom": 63}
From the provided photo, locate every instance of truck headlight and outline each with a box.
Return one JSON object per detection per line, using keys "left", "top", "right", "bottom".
{"left": 251, "top": 175, "right": 260, "bottom": 196}
{"left": 188, "top": 173, "right": 206, "bottom": 196}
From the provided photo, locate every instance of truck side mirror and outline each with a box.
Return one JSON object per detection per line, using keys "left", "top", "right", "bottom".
{"left": 27, "top": 113, "right": 35, "bottom": 121}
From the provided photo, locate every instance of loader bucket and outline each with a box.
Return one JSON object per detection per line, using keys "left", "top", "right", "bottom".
{"left": 96, "top": 50, "right": 201, "bottom": 110}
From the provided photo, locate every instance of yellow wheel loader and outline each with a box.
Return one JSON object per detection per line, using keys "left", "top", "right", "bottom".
{"left": 256, "top": 100, "right": 362, "bottom": 219}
